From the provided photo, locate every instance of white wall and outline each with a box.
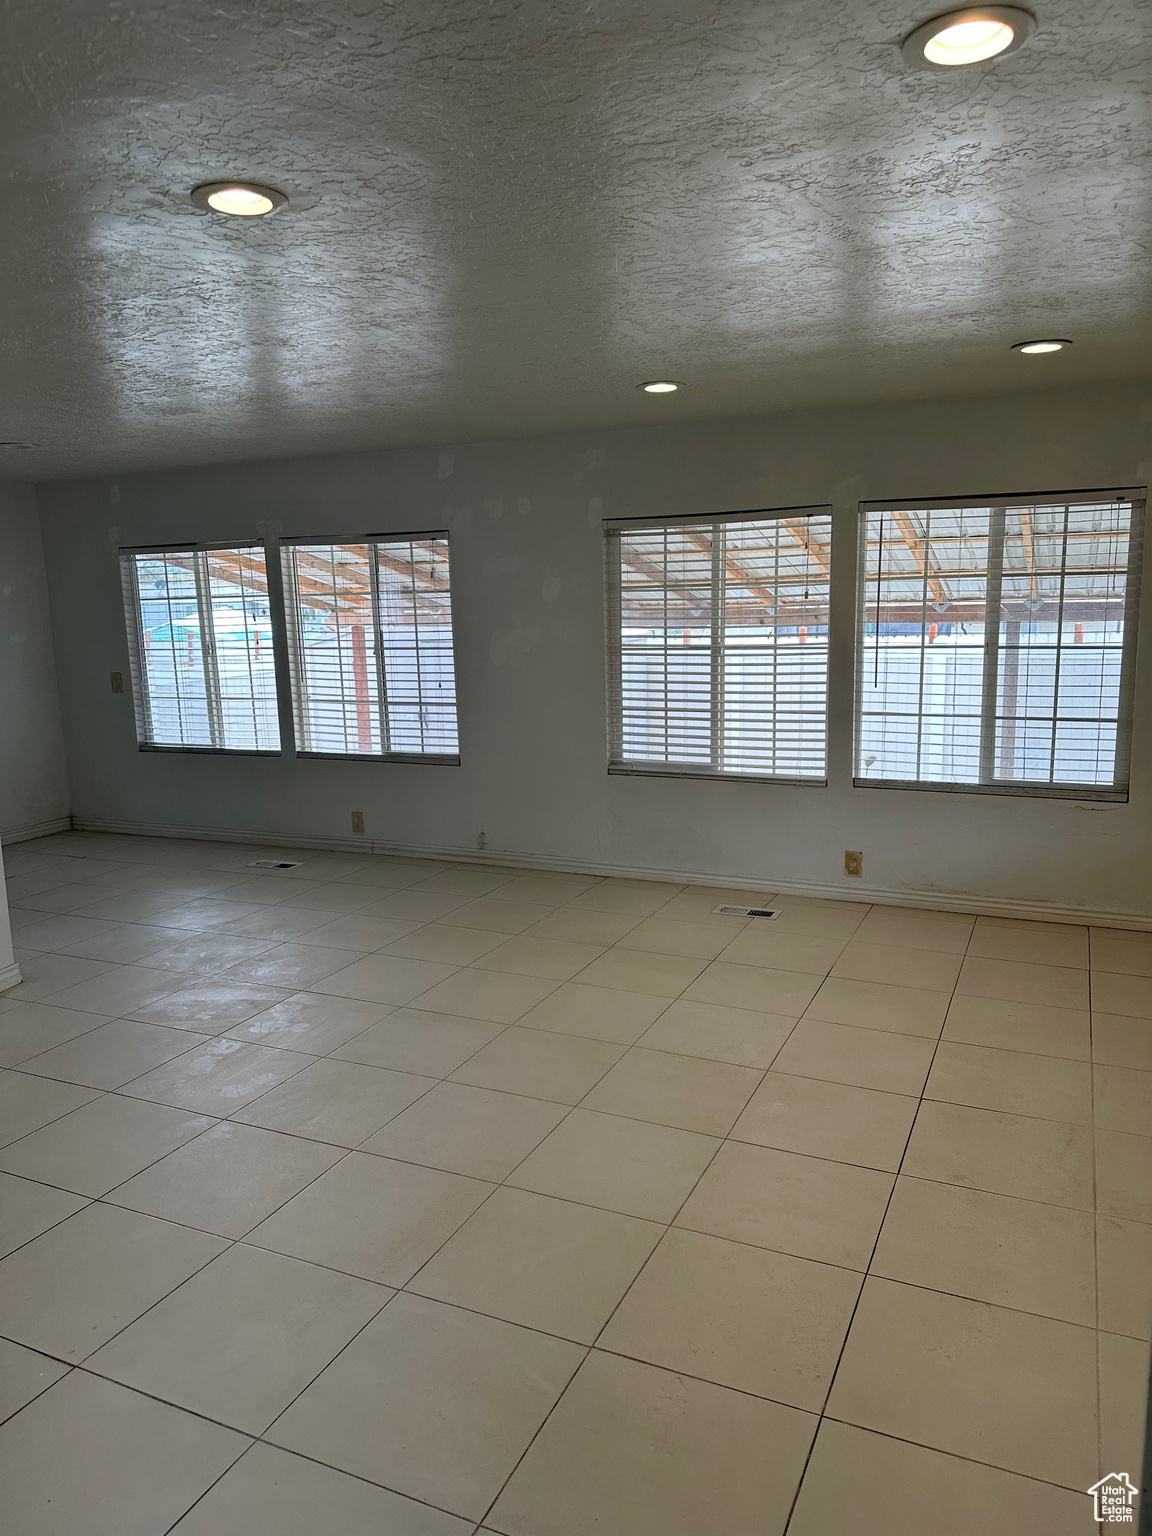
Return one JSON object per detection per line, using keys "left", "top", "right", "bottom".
{"left": 35, "top": 380, "right": 1152, "bottom": 923}
{"left": 0, "top": 480, "right": 70, "bottom": 841}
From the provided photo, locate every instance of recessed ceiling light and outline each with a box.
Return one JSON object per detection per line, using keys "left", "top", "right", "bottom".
{"left": 190, "top": 181, "right": 288, "bottom": 217}
{"left": 902, "top": 7, "right": 1034, "bottom": 70}
{"left": 1012, "top": 339, "right": 1071, "bottom": 354}
{"left": 639, "top": 380, "right": 682, "bottom": 394}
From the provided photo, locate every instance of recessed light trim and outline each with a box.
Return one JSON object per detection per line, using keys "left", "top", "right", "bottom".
{"left": 639, "top": 380, "right": 682, "bottom": 394}
{"left": 1012, "top": 338, "right": 1072, "bottom": 354}
{"left": 901, "top": 7, "right": 1034, "bottom": 70}
{"left": 190, "top": 181, "right": 288, "bottom": 217}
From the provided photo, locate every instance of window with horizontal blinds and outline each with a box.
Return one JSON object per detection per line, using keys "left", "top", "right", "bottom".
{"left": 120, "top": 545, "right": 281, "bottom": 752}
{"left": 605, "top": 510, "right": 832, "bottom": 782}
{"left": 856, "top": 492, "right": 1144, "bottom": 797}
{"left": 281, "top": 535, "right": 459, "bottom": 761}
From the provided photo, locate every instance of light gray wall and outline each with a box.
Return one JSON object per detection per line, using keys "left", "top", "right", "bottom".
{"left": 0, "top": 480, "right": 70, "bottom": 840}
{"left": 36, "top": 380, "right": 1152, "bottom": 921}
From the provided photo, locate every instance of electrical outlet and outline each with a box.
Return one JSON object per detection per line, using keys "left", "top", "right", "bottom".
{"left": 845, "top": 850, "right": 863, "bottom": 877}
{"left": 110, "top": 671, "right": 124, "bottom": 694}
{"left": 351, "top": 810, "right": 365, "bottom": 835}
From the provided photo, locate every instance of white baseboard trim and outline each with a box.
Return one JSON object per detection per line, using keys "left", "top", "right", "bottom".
{"left": 2, "top": 816, "right": 73, "bottom": 846}
{"left": 70, "top": 813, "right": 1152, "bottom": 931}
{"left": 0, "top": 961, "right": 23, "bottom": 993}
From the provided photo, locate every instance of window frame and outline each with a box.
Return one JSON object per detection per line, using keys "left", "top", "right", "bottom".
{"left": 120, "top": 539, "right": 282, "bottom": 757}
{"left": 604, "top": 506, "right": 833, "bottom": 787}
{"left": 853, "top": 488, "right": 1146, "bottom": 802}
{"left": 279, "top": 529, "right": 461, "bottom": 766}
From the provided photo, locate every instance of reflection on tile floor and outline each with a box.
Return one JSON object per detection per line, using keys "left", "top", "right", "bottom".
{"left": 0, "top": 830, "right": 1148, "bottom": 1535}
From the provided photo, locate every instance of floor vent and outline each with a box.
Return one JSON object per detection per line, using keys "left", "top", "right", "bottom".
{"left": 248, "top": 859, "right": 303, "bottom": 870}
{"left": 713, "top": 904, "right": 779, "bottom": 918}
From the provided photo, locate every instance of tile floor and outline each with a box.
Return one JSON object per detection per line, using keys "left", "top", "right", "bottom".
{"left": 0, "top": 830, "right": 1148, "bottom": 1534}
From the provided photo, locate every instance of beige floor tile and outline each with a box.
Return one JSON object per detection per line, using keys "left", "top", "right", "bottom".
{"left": 226, "top": 992, "right": 388, "bottom": 1053}
{"left": 600, "top": 1226, "right": 860, "bottom": 1409}
{"left": 1091, "top": 932, "right": 1152, "bottom": 977}
{"left": 362, "top": 1082, "right": 567, "bottom": 1180}
{"left": 234, "top": 1058, "right": 437, "bottom": 1146}
{"left": 1097, "top": 1217, "right": 1152, "bottom": 1339}
{"left": 169, "top": 1442, "right": 472, "bottom": 1536}
{"left": 0, "top": 951, "right": 114, "bottom": 1004}
{"left": 335, "top": 859, "right": 453, "bottom": 889}
{"left": 1094, "top": 1063, "right": 1152, "bottom": 1134}
{"left": 0, "top": 1071, "right": 101, "bottom": 1146}
{"left": 581, "top": 1046, "right": 762, "bottom": 1135}
{"left": 0, "top": 1172, "right": 88, "bottom": 1260}
{"left": 653, "top": 885, "right": 769, "bottom": 925}
{"left": 109, "top": 1121, "right": 343, "bottom": 1238}
{"left": 268, "top": 1292, "right": 582, "bottom": 1520}
{"left": 851, "top": 905, "right": 973, "bottom": 952}
{"left": 617, "top": 917, "right": 734, "bottom": 961}
{"left": 566, "top": 879, "right": 681, "bottom": 917}
{"left": 1092, "top": 1013, "right": 1152, "bottom": 1071}
{"left": 969, "top": 917, "right": 1089, "bottom": 968}
{"left": 787, "top": 1419, "right": 1090, "bottom": 1536}
{"left": 333, "top": 1008, "right": 504, "bottom": 1075}
{"left": 523, "top": 907, "right": 643, "bottom": 945}
{"left": 440, "top": 895, "right": 554, "bottom": 933}
{"left": 515, "top": 982, "right": 669, "bottom": 1044}
{"left": 827, "top": 1277, "right": 1097, "bottom": 1489}
{"left": 831, "top": 942, "right": 963, "bottom": 993}
{"left": 410, "top": 1186, "right": 662, "bottom": 1343}
{"left": 0, "top": 1338, "right": 69, "bottom": 1424}
{"left": 0, "top": 1002, "right": 106, "bottom": 1068}
{"left": 496, "top": 871, "right": 603, "bottom": 904}
{"left": 89, "top": 1244, "right": 389, "bottom": 1433}
{"left": 121, "top": 1037, "right": 313, "bottom": 1115}
{"left": 312, "top": 954, "right": 459, "bottom": 1006}
{"left": 450, "top": 1026, "right": 623, "bottom": 1102}
{"left": 509, "top": 1108, "right": 720, "bottom": 1222}
{"left": 246, "top": 1151, "right": 493, "bottom": 1285}
{"left": 806, "top": 976, "right": 950, "bottom": 1038}
{"left": 1096, "top": 1130, "right": 1152, "bottom": 1222}
{"left": 1092, "top": 970, "right": 1152, "bottom": 1019}
{"left": 872, "top": 1177, "right": 1096, "bottom": 1325}
{"left": 0, "top": 1094, "right": 214, "bottom": 1197}
{"left": 1098, "top": 1331, "right": 1150, "bottom": 1480}
{"left": 217, "top": 943, "right": 354, "bottom": 989}
{"left": 129, "top": 979, "right": 293, "bottom": 1032}
{"left": 410, "top": 968, "right": 559, "bottom": 1024}
{"left": 676, "top": 1140, "right": 892, "bottom": 1270}
{"left": 731, "top": 1072, "right": 917, "bottom": 1171}
{"left": 636, "top": 998, "right": 795, "bottom": 1068}
{"left": 412, "top": 867, "right": 520, "bottom": 897}
{"left": 277, "top": 884, "right": 388, "bottom": 913}
{"left": 717, "top": 926, "right": 845, "bottom": 975}
{"left": 383, "top": 924, "right": 510, "bottom": 965}
{"left": 228, "top": 906, "right": 376, "bottom": 942}
{"left": 902, "top": 1099, "right": 1094, "bottom": 1208}
{"left": 362, "top": 889, "right": 472, "bottom": 923}
{"left": 138, "top": 935, "right": 280, "bottom": 978}
{"left": 0, "top": 1202, "right": 226, "bottom": 1359}
{"left": 57, "top": 921, "right": 190, "bottom": 965}
{"left": 942, "top": 993, "right": 1090, "bottom": 1059}
{"left": 0, "top": 1371, "right": 247, "bottom": 1536}
{"left": 771, "top": 1017, "right": 936, "bottom": 1095}
{"left": 684, "top": 960, "right": 822, "bottom": 1015}
{"left": 19, "top": 1018, "right": 208, "bottom": 1092}
{"left": 10, "top": 913, "right": 119, "bottom": 953}
{"left": 926, "top": 1041, "right": 1092, "bottom": 1123}
{"left": 288, "top": 913, "right": 424, "bottom": 951}
{"left": 572, "top": 947, "right": 707, "bottom": 998}
{"left": 769, "top": 898, "right": 870, "bottom": 940}
{"left": 473, "top": 933, "right": 606, "bottom": 980}
{"left": 956, "top": 955, "right": 1090, "bottom": 1010}
{"left": 489, "top": 1349, "right": 816, "bottom": 1536}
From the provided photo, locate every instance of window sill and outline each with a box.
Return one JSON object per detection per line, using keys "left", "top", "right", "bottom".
{"left": 609, "top": 762, "right": 827, "bottom": 788}
{"left": 853, "top": 776, "right": 1129, "bottom": 803}
{"left": 297, "top": 751, "right": 461, "bottom": 766}
{"left": 138, "top": 744, "right": 281, "bottom": 757}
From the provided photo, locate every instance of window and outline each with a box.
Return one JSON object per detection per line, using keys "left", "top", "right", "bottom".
{"left": 121, "top": 544, "right": 280, "bottom": 752}
{"left": 605, "top": 510, "right": 832, "bottom": 781}
{"left": 281, "top": 535, "right": 459, "bottom": 761}
{"left": 856, "top": 492, "right": 1144, "bottom": 797}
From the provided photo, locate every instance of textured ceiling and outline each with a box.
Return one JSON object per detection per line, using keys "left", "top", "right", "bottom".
{"left": 1, "top": 0, "right": 1150, "bottom": 479}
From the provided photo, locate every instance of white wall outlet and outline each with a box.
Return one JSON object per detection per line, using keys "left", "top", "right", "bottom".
{"left": 351, "top": 810, "right": 365, "bottom": 835}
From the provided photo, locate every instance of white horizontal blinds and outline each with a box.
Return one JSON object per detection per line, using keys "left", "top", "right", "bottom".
{"left": 121, "top": 546, "right": 279, "bottom": 751}
{"left": 608, "top": 513, "right": 831, "bottom": 779}
{"left": 282, "top": 537, "right": 458, "bottom": 758}
{"left": 857, "top": 496, "right": 1142, "bottom": 791}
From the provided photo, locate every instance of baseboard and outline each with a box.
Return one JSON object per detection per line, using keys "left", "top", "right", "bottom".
{"left": 1, "top": 816, "right": 73, "bottom": 847}
{"left": 0, "top": 961, "right": 23, "bottom": 993}
{"left": 69, "top": 812, "right": 1152, "bottom": 931}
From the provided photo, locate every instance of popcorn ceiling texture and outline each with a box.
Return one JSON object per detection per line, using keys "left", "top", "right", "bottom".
{"left": 1, "top": 0, "right": 1150, "bottom": 478}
